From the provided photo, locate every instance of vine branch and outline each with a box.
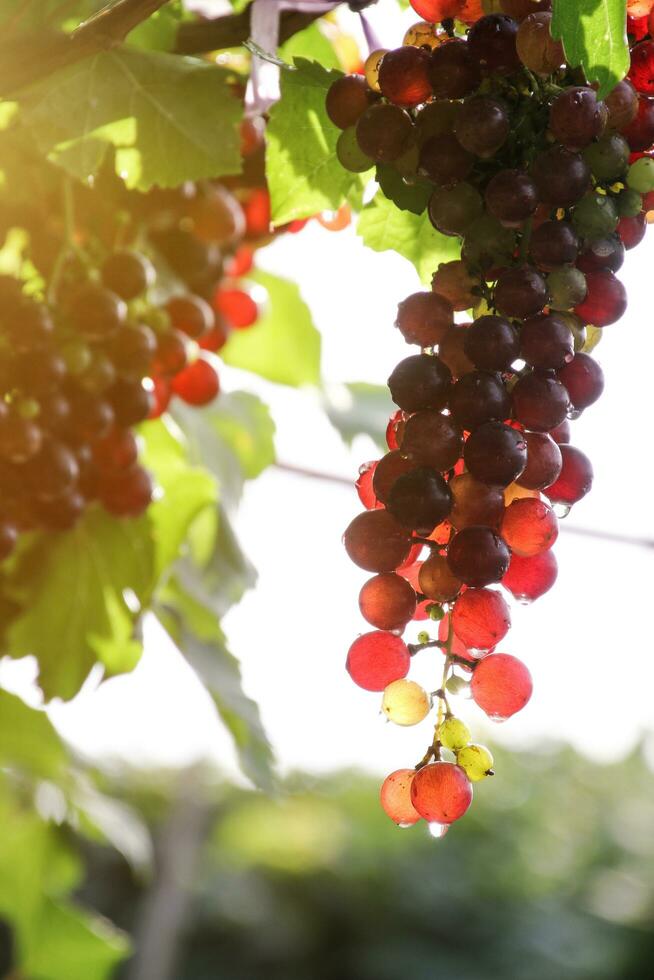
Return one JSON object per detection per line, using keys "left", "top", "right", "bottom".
{"left": 175, "top": 5, "right": 326, "bottom": 56}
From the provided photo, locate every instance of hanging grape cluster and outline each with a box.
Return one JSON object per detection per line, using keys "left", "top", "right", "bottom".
{"left": 329, "top": 0, "right": 654, "bottom": 834}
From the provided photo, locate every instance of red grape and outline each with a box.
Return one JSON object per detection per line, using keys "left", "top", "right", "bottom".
{"left": 471, "top": 653, "right": 533, "bottom": 720}
{"left": 411, "top": 761, "right": 473, "bottom": 823}
{"left": 574, "top": 270, "right": 627, "bottom": 326}
{"left": 395, "top": 292, "right": 453, "bottom": 347}
{"left": 544, "top": 444, "right": 593, "bottom": 505}
{"left": 343, "top": 510, "right": 413, "bottom": 572}
{"left": 379, "top": 46, "right": 432, "bottom": 107}
{"left": 346, "top": 631, "right": 410, "bottom": 691}
{"left": 556, "top": 353, "right": 604, "bottom": 411}
{"left": 452, "top": 588, "right": 511, "bottom": 650}
{"left": 501, "top": 497, "right": 558, "bottom": 556}
{"left": 502, "top": 549, "right": 558, "bottom": 601}
{"left": 359, "top": 573, "right": 417, "bottom": 632}
{"left": 380, "top": 769, "right": 421, "bottom": 826}
{"left": 171, "top": 355, "right": 220, "bottom": 406}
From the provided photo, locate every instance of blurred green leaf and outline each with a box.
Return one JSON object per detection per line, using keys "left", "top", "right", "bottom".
{"left": 266, "top": 58, "right": 371, "bottom": 225}
{"left": 279, "top": 22, "right": 340, "bottom": 69}
{"left": 23, "top": 900, "right": 129, "bottom": 980}
{"left": 551, "top": 0, "right": 629, "bottom": 99}
{"left": 0, "top": 691, "right": 66, "bottom": 780}
{"left": 21, "top": 48, "right": 242, "bottom": 189}
{"left": 126, "top": 3, "right": 185, "bottom": 51}
{"left": 325, "top": 382, "right": 393, "bottom": 449}
{"left": 222, "top": 269, "right": 321, "bottom": 387}
{"left": 358, "top": 190, "right": 460, "bottom": 283}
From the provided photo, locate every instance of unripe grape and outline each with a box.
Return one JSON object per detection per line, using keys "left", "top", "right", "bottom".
{"left": 471, "top": 652, "right": 533, "bottom": 719}
{"left": 547, "top": 267, "right": 588, "bottom": 311}
{"left": 616, "top": 188, "right": 644, "bottom": 217}
{"left": 336, "top": 127, "right": 373, "bottom": 173}
{"left": 364, "top": 49, "right": 388, "bottom": 93}
{"left": 446, "top": 674, "right": 471, "bottom": 696}
{"left": 411, "top": 761, "right": 473, "bottom": 823}
{"left": 382, "top": 679, "right": 431, "bottom": 726}
{"left": 583, "top": 132, "right": 631, "bottom": 182}
{"left": 438, "top": 716, "right": 471, "bottom": 750}
{"left": 572, "top": 193, "right": 619, "bottom": 241}
{"left": 457, "top": 744, "right": 494, "bottom": 780}
{"left": 346, "top": 631, "right": 410, "bottom": 691}
{"left": 403, "top": 21, "right": 443, "bottom": 48}
{"left": 627, "top": 156, "right": 654, "bottom": 191}
{"left": 380, "top": 769, "right": 421, "bottom": 826}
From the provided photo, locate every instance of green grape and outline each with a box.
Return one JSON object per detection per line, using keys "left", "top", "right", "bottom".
{"left": 616, "top": 188, "right": 643, "bottom": 217}
{"left": 382, "top": 679, "right": 431, "bottom": 726}
{"left": 417, "top": 631, "right": 430, "bottom": 644}
{"left": 60, "top": 338, "right": 93, "bottom": 375}
{"left": 558, "top": 312, "right": 587, "bottom": 352}
{"left": 336, "top": 127, "right": 373, "bottom": 173}
{"left": 627, "top": 157, "right": 654, "bottom": 193}
{"left": 428, "top": 603, "right": 445, "bottom": 621}
{"left": 582, "top": 133, "right": 630, "bottom": 182}
{"left": 438, "top": 716, "right": 471, "bottom": 750}
{"left": 571, "top": 194, "right": 618, "bottom": 241}
{"left": 428, "top": 182, "right": 483, "bottom": 237}
{"left": 547, "top": 267, "right": 588, "bottom": 310}
{"left": 457, "top": 743, "right": 494, "bottom": 781}
{"left": 446, "top": 674, "right": 470, "bottom": 697}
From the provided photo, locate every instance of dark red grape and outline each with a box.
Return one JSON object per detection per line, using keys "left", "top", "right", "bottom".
{"left": 25, "top": 441, "right": 79, "bottom": 501}
{"left": 556, "top": 353, "right": 604, "bottom": 410}
{"left": 109, "top": 324, "right": 157, "bottom": 380}
{"left": 447, "top": 525, "right": 510, "bottom": 587}
{"left": 512, "top": 371, "right": 569, "bottom": 432}
{"left": 576, "top": 235, "right": 625, "bottom": 273}
{"left": 107, "top": 379, "right": 153, "bottom": 426}
{"left": 343, "top": 510, "right": 413, "bottom": 572}
{"left": 454, "top": 96, "right": 510, "bottom": 158}
{"left": 532, "top": 146, "right": 591, "bottom": 207}
{"left": 388, "top": 354, "right": 452, "bottom": 412}
{"left": 359, "top": 573, "right": 417, "bottom": 632}
{"left": 550, "top": 418, "right": 571, "bottom": 444}
{"left": 101, "top": 250, "right": 155, "bottom": 300}
{"left": 395, "top": 292, "right": 453, "bottom": 347}
{"left": 166, "top": 294, "right": 213, "bottom": 339}
{"left": 428, "top": 40, "right": 481, "bottom": 100}
{"left": 622, "top": 96, "right": 654, "bottom": 151}
{"left": 372, "top": 451, "right": 419, "bottom": 504}
{"left": 449, "top": 472, "right": 505, "bottom": 530}
{"left": 379, "top": 46, "right": 433, "bottom": 107}
{"left": 356, "top": 104, "right": 414, "bottom": 162}
{"left": 485, "top": 170, "right": 539, "bottom": 226}
{"left": 464, "top": 420, "right": 527, "bottom": 486}
{"left": 516, "top": 431, "right": 562, "bottom": 490}
{"left": 464, "top": 315, "right": 520, "bottom": 371}
{"left": 629, "top": 40, "right": 654, "bottom": 95}
{"left": 618, "top": 212, "right": 647, "bottom": 248}
{"left": 530, "top": 220, "right": 579, "bottom": 271}
{"left": 500, "top": 0, "right": 551, "bottom": 17}
{"left": 100, "top": 464, "right": 153, "bottom": 517}
{"left": 468, "top": 14, "right": 520, "bottom": 75}
{"left": 399, "top": 410, "right": 463, "bottom": 470}
{"left": 574, "top": 270, "right": 627, "bottom": 326}
{"left": 387, "top": 466, "right": 452, "bottom": 532}
{"left": 68, "top": 282, "right": 127, "bottom": 340}
{"left": 520, "top": 312, "right": 575, "bottom": 369}
{"left": 494, "top": 267, "right": 548, "bottom": 319}
{"left": 449, "top": 371, "right": 511, "bottom": 430}
{"left": 516, "top": 11, "right": 564, "bottom": 74}
{"left": 544, "top": 444, "right": 593, "bottom": 504}
{"left": 326, "top": 74, "right": 375, "bottom": 129}
{"left": 606, "top": 79, "right": 639, "bottom": 130}
{"left": 419, "top": 133, "right": 473, "bottom": 185}
{"left": 550, "top": 87, "right": 608, "bottom": 151}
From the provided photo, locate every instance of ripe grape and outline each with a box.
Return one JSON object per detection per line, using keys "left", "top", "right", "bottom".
{"left": 326, "top": 74, "right": 375, "bottom": 129}
{"left": 99, "top": 464, "right": 153, "bottom": 518}
{"left": 520, "top": 313, "right": 575, "bottom": 369}
{"left": 380, "top": 769, "right": 421, "bottom": 826}
{"left": 467, "top": 14, "right": 520, "bottom": 75}
{"left": 166, "top": 294, "right": 213, "bottom": 339}
{"left": 457, "top": 744, "right": 494, "bottom": 781}
{"left": 428, "top": 183, "right": 483, "bottom": 237}
{"left": 485, "top": 170, "right": 539, "bottom": 226}
{"left": 471, "top": 652, "right": 533, "bottom": 719}
{"left": 500, "top": 0, "right": 552, "bottom": 17}
{"left": 464, "top": 421, "right": 527, "bottom": 487}
{"left": 93, "top": 428, "right": 139, "bottom": 473}
{"left": 576, "top": 236, "right": 625, "bottom": 274}
{"left": 411, "top": 761, "right": 473, "bottom": 823}
{"left": 618, "top": 212, "right": 648, "bottom": 248}
{"left": 110, "top": 324, "right": 158, "bottom": 380}
{"left": 516, "top": 12, "right": 564, "bottom": 74}
{"left": 544, "top": 444, "right": 593, "bottom": 504}
{"left": 419, "top": 553, "right": 463, "bottom": 601}
{"left": 622, "top": 96, "right": 654, "bottom": 151}
{"left": 438, "top": 325, "right": 476, "bottom": 378}
{"left": 501, "top": 497, "right": 558, "bottom": 556}
{"left": 516, "top": 432, "right": 562, "bottom": 490}
{"left": 494, "top": 267, "right": 548, "bottom": 319}
{"left": 101, "top": 250, "right": 155, "bottom": 300}
{"left": 502, "top": 548, "right": 558, "bottom": 601}
{"left": 512, "top": 372, "right": 570, "bottom": 432}
{"left": 454, "top": 95, "right": 510, "bottom": 157}
{"left": 382, "top": 679, "right": 431, "bottom": 725}
{"left": 378, "top": 46, "right": 433, "bottom": 107}
{"left": 357, "top": 104, "right": 414, "bottom": 163}
{"left": 449, "top": 371, "right": 511, "bottom": 430}
{"left": 449, "top": 472, "right": 505, "bottom": 530}
{"left": 400, "top": 410, "right": 463, "bottom": 470}
{"left": 550, "top": 87, "right": 608, "bottom": 151}
{"left": 447, "top": 525, "right": 510, "bottom": 587}
{"left": 372, "top": 451, "right": 418, "bottom": 504}
{"left": 171, "top": 355, "right": 220, "bottom": 406}
{"left": 605, "top": 79, "right": 639, "bottom": 130}
{"left": 388, "top": 354, "right": 452, "bottom": 412}
{"left": 343, "top": 510, "right": 413, "bottom": 572}
{"left": 532, "top": 146, "right": 591, "bottom": 207}
{"left": 356, "top": 461, "right": 382, "bottom": 510}
{"left": 451, "top": 587, "right": 511, "bottom": 649}
{"left": 346, "top": 631, "right": 410, "bottom": 691}
{"left": 574, "top": 270, "right": 627, "bottom": 326}
{"left": 410, "top": 0, "right": 464, "bottom": 19}
{"left": 387, "top": 467, "right": 453, "bottom": 532}
{"left": 464, "top": 315, "right": 519, "bottom": 371}
{"left": 395, "top": 291, "right": 454, "bottom": 347}
{"left": 419, "top": 134, "right": 474, "bottom": 185}
{"left": 359, "top": 573, "right": 417, "bottom": 632}
{"left": 428, "top": 39, "right": 481, "bottom": 100}
{"left": 629, "top": 40, "right": 654, "bottom": 94}
{"left": 68, "top": 283, "right": 127, "bottom": 340}
{"left": 556, "top": 353, "right": 604, "bottom": 411}
{"left": 550, "top": 418, "right": 571, "bottom": 444}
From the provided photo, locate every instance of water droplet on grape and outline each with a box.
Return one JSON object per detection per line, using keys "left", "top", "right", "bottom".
{"left": 428, "top": 821, "right": 450, "bottom": 839}
{"left": 398, "top": 821, "right": 417, "bottom": 829}
{"left": 553, "top": 502, "right": 571, "bottom": 519}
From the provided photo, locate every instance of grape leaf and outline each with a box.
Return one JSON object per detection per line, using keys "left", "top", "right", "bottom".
{"left": 279, "top": 21, "right": 341, "bottom": 69}
{"left": 325, "top": 382, "right": 393, "bottom": 450}
{"left": 0, "top": 691, "right": 67, "bottom": 780}
{"left": 23, "top": 900, "right": 129, "bottom": 980}
{"left": 551, "top": 0, "right": 629, "bottom": 99}
{"left": 266, "top": 58, "right": 371, "bottom": 225}
{"left": 358, "top": 190, "right": 461, "bottom": 283}
{"left": 376, "top": 164, "right": 432, "bottom": 216}
{"left": 222, "top": 269, "right": 321, "bottom": 387}
{"left": 21, "top": 47, "right": 242, "bottom": 190}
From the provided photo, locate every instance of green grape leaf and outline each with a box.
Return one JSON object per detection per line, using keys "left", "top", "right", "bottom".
{"left": 222, "top": 269, "right": 321, "bottom": 387}
{"left": 279, "top": 21, "right": 341, "bottom": 69}
{"left": 551, "top": 0, "right": 629, "bottom": 99}
{"left": 21, "top": 47, "right": 242, "bottom": 189}
{"left": 376, "top": 165, "right": 432, "bottom": 216}
{"left": 157, "top": 577, "right": 274, "bottom": 792}
{"left": 266, "top": 58, "right": 371, "bottom": 225}
{"left": 0, "top": 691, "right": 67, "bottom": 780}
{"left": 126, "top": 2, "right": 186, "bottom": 52}
{"left": 325, "top": 382, "right": 393, "bottom": 450}
{"left": 23, "top": 900, "right": 129, "bottom": 980}
{"left": 358, "top": 190, "right": 461, "bottom": 283}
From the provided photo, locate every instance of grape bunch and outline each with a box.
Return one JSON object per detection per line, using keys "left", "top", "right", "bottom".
{"left": 0, "top": 171, "right": 267, "bottom": 565}
{"left": 330, "top": 0, "right": 654, "bottom": 833}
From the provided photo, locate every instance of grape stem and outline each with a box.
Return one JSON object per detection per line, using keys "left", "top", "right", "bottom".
{"left": 48, "top": 176, "right": 88, "bottom": 304}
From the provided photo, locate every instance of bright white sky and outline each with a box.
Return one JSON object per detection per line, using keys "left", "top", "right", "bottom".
{"left": 5, "top": 2, "right": 654, "bottom": 784}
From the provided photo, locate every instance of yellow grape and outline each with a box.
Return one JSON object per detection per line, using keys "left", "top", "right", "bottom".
{"left": 438, "top": 716, "right": 471, "bottom": 750}
{"left": 382, "top": 679, "right": 431, "bottom": 726}
{"left": 364, "top": 49, "right": 388, "bottom": 93}
{"left": 457, "top": 744, "right": 494, "bottom": 781}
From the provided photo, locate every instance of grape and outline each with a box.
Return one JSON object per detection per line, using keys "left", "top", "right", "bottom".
{"left": 403, "top": 21, "right": 443, "bottom": 48}
{"left": 583, "top": 133, "right": 631, "bottom": 182}
{"left": 15, "top": 349, "right": 66, "bottom": 395}
{"left": 452, "top": 588, "right": 511, "bottom": 649}
{"left": 449, "top": 472, "right": 505, "bottom": 530}
{"left": 110, "top": 324, "right": 158, "bottom": 380}
{"left": 387, "top": 467, "right": 452, "bottom": 532}
{"left": 462, "top": 214, "right": 517, "bottom": 270}
{"left": 556, "top": 353, "right": 604, "bottom": 411}
{"left": 532, "top": 146, "right": 590, "bottom": 207}
{"left": 419, "top": 553, "right": 463, "bottom": 601}
{"left": 432, "top": 260, "right": 478, "bottom": 311}
{"left": 471, "top": 652, "right": 532, "bottom": 719}
{"left": 25, "top": 441, "right": 79, "bottom": 501}
{"left": 386, "top": 410, "right": 407, "bottom": 451}
{"left": 428, "top": 39, "right": 481, "bottom": 100}
{"left": 378, "top": 46, "right": 433, "bottom": 107}
{"left": 171, "top": 355, "right": 220, "bottom": 406}
{"left": 467, "top": 14, "right": 520, "bottom": 75}
{"left": 449, "top": 371, "right": 511, "bottom": 430}
{"left": 372, "top": 451, "right": 418, "bottom": 504}
{"left": 336, "top": 127, "right": 373, "bottom": 173}
{"left": 152, "top": 330, "right": 188, "bottom": 377}
{"left": 93, "top": 428, "right": 139, "bottom": 473}
{"left": 415, "top": 100, "right": 460, "bottom": 143}
{"left": 464, "top": 421, "right": 527, "bottom": 487}
{"left": 108, "top": 379, "right": 153, "bottom": 427}
{"left": 438, "top": 325, "right": 476, "bottom": 378}
{"left": 516, "top": 12, "right": 564, "bottom": 74}
{"left": 550, "top": 418, "right": 571, "bottom": 444}
{"left": 382, "top": 679, "right": 431, "bottom": 725}
{"left": 166, "top": 294, "right": 213, "bottom": 339}
{"left": 500, "top": 0, "right": 552, "bottom": 18}
{"left": 214, "top": 288, "right": 258, "bottom": 330}
{"left": 627, "top": 156, "right": 654, "bottom": 191}
{"left": 388, "top": 354, "right": 452, "bottom": 412}
{"left": 380, "top": 769, "right": 421, "bottom": 826}
{"left": 464, "top": 315, "right": 519, "bottom": 371}
{"left": 0, "top": 522, "right": 18, "bottom": 560}
{"left": 622, "top": 96, "right": 654, "bottom": 151}
{"left": 101, "top": 464, "right": 154, "bottom": 518}
{"left": 34, "top": 491, "right": 85, "bottom": 531}
{"left": 494, "top": 267, "right": 548, "bottom": 319}
{"left": 65, "top": 389, "right": 114, "bottom": 444}
{"left": 438, "top": 717, "right": 471, "bottom": 750}
{"left": 428, "top": 183, "right": 483, "bottom": 237}
{"left": 515, "top": 432, "right": 562, "bottom": 490}
{"left": 346, "top": 631, "right": 410, "bottom": 691}
{"left": 512, "top": 372, "right": 569, "bottom": 432}
{"left": 618, "top": 213, "right": 648, "bottom": 248}
{"left": 617, "top": 188, "right": 643, "bottom": 217}
{"left": 101, "top": 250, "right": 155, "bottom": 300}
{"left": 400, "top": 410, "right": 463, "bottom": 470}
{"left": 520, "top": 312, "right": 575, "bottom": 369}
{"left": 529, "top": 221, "right": 579, "bottom": 272}
{"left": 629, "top": 40, "right": 654, "bottom": 94}
{"left": 356, "top": 104, "right": 414, "bottom": 163}
{"left": 550, "top": 87, "right": 608, "bottom": 151}
{"left": 502, "top": 549, "right": 558, "bottom": 601}
{"left": 410, "top": 761, "right": 473, "bottom": 823}
{"left": 410, "top": 0, "right": 464, "bottom": 19}
{"left": 68, "top": 283, "right": 127, "bottom": 340}
{"left": 360, "top": 573, "right": 417, "bottom": 631}
{"left": 571, "top": 194, "right": 619, "bottom": 241}
{"left": 395, "top": 291, "right": 454, "bottom": 347}
{"left": 574, "top": 270, "right": 627, "bottom": 326}
{"left": 364, "top": 49, "right": 387, "bottom": 93}
{"left": 419, "top": 134, "right": 473, "bottom": 185}
{"left": 544, "top": 444, "right": 593, "bottom": 505}
{"left": 454, "top": 96, "right": 510, "bottom": 158}
{"left": 501, "top": 497, "right": 558, "bottom": 556}
{"left": 576, "top": 235, "right": 625, "bottom": 273}
{"left": 605, "top": 79, "right": 639, "bottom": 131}
{"left": 457, "top": 744, "right": 494, "bottom": 781}
{"left": 485, "top": 170, "right": 539, "bottom": 226}
{"left": 343, "top": 510, "right": 413, "bottom": 572}
{"left": 447, "top": 526, "right": 510, "bottom": 587}
{"left": 326, "top": 74, "right": 375, "bottom": 129}
{"left": 546, "top": 268, "right": 588, "bottom": 312}
{"left": 356, "top": 461, "right": 382, "bottom": 510}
